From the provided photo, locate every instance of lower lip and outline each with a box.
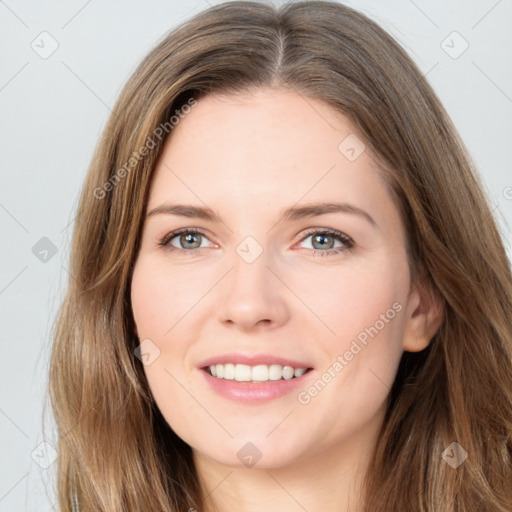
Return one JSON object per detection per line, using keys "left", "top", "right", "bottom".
{"left": 199, "top": 368, "right": 314, "bottom": 403}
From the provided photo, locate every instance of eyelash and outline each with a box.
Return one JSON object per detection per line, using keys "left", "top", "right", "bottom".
{"left": 158, "top": 228, "right": 354, "bottom": 257}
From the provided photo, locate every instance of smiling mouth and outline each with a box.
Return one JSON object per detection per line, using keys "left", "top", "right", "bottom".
{"left": 202, "top": 363, "right": 313, "bottom": 383}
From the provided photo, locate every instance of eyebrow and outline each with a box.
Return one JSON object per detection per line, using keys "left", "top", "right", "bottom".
{"left": 146, "top": 201, "right": 376, "bottom": 227}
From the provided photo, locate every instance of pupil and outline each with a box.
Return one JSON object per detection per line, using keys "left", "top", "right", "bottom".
{"left": 182, "top": 233, "right": 200, "bottom": 249}
{"left": 313, "top": 234, "right": 334, "bottom": 250}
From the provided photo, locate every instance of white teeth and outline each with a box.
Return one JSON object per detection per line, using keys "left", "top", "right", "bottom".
{"left": 207, "top": 363, "right": 309, "bottom": 382}
{"left": 251, "top": 364, "right": 269, "bottom": 381}
{"left": 268, "top": 364, "right": 283, "bottom": 380}
{"left": 235, "top": 364, "right": 251, "bottom": 382}
{"left": 223, "top": 363, "right": 235, "bottom": 380}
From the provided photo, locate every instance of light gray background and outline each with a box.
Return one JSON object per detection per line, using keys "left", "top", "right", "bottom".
{"left": 1, "top": 0, "right": 511, "bottom": 510}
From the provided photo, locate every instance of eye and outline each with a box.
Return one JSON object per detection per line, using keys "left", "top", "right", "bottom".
{"left": 158, "top": 227, "right": 354, "bottom": 257}
{"left": 297, "top": 229, "right": 354, "bottom": 257}
{"left": 158, "top": 228, "right": 212, "bottom": 253}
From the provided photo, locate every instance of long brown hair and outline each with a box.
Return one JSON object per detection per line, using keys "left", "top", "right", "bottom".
{"left": 48, "top": 1, "right": 512, "bottom": 510}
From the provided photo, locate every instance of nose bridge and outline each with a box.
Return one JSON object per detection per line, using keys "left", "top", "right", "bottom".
{"left": 217, "top": 236, "right": 288, "bottom": 329}
{"left": 230, "top": 238, "right": 269, "bottom": 291}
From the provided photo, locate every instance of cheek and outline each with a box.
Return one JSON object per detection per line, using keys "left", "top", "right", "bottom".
{"left": 299, "top": 260, "right": 410, "bottom": 459}
{"left": 130, "top": 255, "right": 218, "bottom": 385}
{"left": 131, "top": 257, "right": 207, "bottom": 337}
{"left": 296, "top": 258, "right": 407, "bottom": 347}
{"left": 288, "top": 264, "right": 408, "bottom": 447}
{"left": 130, "top": 258, "right": 200, "bottom": 419}
{"left": 334, "top": 271, "right": 402, "bottom": 342}
{"left": 292, "top": 255, "right": 409, "bottom": 393}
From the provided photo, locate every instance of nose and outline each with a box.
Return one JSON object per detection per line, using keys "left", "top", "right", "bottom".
{"left": 217, "top": 248, "right": 290, "bottom": 331}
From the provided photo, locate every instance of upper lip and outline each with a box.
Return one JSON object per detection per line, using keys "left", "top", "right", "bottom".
{"left": 198, "top": 353, "right": 314, "bottom": 369}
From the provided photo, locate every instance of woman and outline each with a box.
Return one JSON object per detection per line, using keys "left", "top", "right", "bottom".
{"left": 49, "top": 1, "right": 512, "bottom": 511}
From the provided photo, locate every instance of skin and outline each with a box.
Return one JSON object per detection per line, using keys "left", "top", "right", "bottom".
{"left": 130, "top": 87, "right": 443, "bottom": 512}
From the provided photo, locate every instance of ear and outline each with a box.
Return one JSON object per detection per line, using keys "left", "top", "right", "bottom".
{"left": 402, "top": 272, "right": 444, "bottom": 352}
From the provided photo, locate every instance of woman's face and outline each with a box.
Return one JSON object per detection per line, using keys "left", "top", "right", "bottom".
{"left": 131, "top": 88, "right": 422, "bottom": 469}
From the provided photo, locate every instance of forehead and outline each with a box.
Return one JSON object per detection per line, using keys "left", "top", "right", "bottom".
{"left": 148, "top": 88, "right": 393, "bottom": 223}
